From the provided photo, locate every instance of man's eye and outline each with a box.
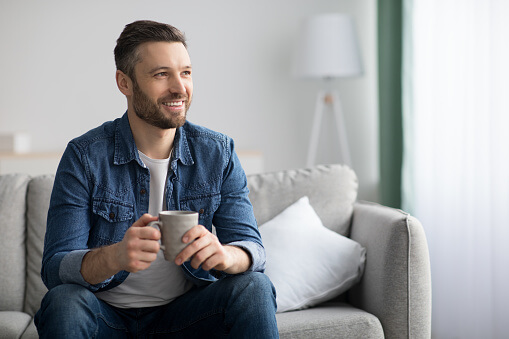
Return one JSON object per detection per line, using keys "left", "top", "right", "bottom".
{"left": 155, "top": 72, "right": 167, "bottom": 77}
{"left": 182, "top": 71, "right": 191, "bottom": 76}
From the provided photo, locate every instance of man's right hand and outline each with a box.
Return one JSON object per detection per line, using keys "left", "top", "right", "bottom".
{"left": 115, "top": 214, "right": 161, "bottom": 273}
{"left": 81, "top": 214, "right": 160, "bottom": 285}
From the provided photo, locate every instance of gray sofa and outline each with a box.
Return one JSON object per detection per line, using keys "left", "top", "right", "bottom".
{"left": 0, "top": 165, "right": 431, "bottom": 338}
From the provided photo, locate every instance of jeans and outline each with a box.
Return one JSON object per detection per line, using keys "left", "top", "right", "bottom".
{"left": 35, "top": 272, "right": 279, "bottom": 338}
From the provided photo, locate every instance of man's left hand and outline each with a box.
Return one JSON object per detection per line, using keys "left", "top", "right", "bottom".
{"left": 175, "top": 225, "right": 251, "bottom": 274}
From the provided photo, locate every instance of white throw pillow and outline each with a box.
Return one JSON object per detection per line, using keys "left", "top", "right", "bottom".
{"left": 259, "top": 196, "right": 366, "bottom": 313}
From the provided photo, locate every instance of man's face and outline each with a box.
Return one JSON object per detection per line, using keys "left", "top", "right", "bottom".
{"left": 130, "top": 41, "right": 193, "bottom": 129}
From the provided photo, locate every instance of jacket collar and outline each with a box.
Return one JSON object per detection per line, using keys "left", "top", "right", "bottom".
{"left": 113, "top": 112, "right": 194, "bottom": 166}
{"left": 173, "top": 124, "right": 194, "bottom": 166}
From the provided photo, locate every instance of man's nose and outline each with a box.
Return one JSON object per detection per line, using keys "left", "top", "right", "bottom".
{"left": 168, "top": 76, "right": 186, "bottom": 94}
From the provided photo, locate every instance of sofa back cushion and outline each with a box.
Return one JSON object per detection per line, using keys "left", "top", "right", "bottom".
{"left": 0, "top": 174, "right": 30, "bottom": 312}
{"left": 24, "top": 175, "right": 53, "bottom": 316}
{"left": 247, "top": 165, "right": 358, "bottom": 236}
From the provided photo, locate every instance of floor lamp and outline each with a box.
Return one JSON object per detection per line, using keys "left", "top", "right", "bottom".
{"left": 294, "top": 13, "right": 363, "bottom": 168}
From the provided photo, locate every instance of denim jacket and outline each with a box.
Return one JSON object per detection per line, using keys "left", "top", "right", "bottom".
{"left": 41, "top": 113, "right": 265, "bottom": 292}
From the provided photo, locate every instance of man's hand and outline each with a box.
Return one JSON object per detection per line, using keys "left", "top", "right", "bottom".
{"left": 174, "top": 225, "right": 252, "bottom": 275}
{"left": 81, "top": 214, "right": 159, "bottom": 285}
{"left": 114, "top": 214, "right": 161, "bottom": 273}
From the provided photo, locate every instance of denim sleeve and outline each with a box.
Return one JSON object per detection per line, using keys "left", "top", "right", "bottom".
{"left": 41, "top": 142, "right": 113, "bottom": 291}
{"left": 227, "top": 240, "right": 266, "bottom": 272}
{"left": 212, "top": 139, "right": 266, "bottom": 273}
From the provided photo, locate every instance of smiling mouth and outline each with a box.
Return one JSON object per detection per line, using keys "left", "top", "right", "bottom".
{"left": 162, "top": 101, "right": 184, "bottom": 107}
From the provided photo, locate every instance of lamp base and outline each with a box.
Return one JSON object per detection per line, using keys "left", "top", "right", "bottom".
{"left": 306, "top": 90, "right": 351, "bottom": 168}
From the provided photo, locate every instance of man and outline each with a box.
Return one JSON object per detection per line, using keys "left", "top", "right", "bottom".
{"left": 35, "top": 20, "right": 278, "bottom": 338}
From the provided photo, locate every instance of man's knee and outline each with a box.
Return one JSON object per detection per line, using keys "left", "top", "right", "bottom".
{"left": 36, "top": 284, "right": 128, "bottom": 338}
{"left": 40, "top": 284, "right": 97, "bottom": 313}
{"left": 218, "top": 272, "right": 278, "bottom": 337}
{"left": 36, "top": 284, "right": 99, "bottom": 332}
{"left": 227, "top": 272, "right": 277, "bottom": 308}
{"left": 240, "top": 272, "right": 275, "bottom": 293}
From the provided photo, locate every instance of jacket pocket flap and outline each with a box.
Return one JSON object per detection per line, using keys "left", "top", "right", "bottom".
{"left": 92, "top": 198, "right": 134, "bottom": 222}
{"left": 180, "top": 193, "right": 221, "bottom": 216}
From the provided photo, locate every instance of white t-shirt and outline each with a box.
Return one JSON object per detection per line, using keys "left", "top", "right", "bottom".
{"left": 95, "top": 151, "right": 193, "bottom": 308}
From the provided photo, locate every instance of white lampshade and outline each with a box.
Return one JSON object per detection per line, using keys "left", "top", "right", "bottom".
{"left": 294, "top": 13, "right": 363, "bottom": 79}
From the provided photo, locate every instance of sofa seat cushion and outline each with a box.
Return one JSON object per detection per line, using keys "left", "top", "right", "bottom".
{"left": 276, "top": 302, "right": 384, "bottom": 339}
{"left": 0, "top": 311, "right": 32, "bottom": 339}
{"left": 21, "top": 320, "right": 38, "bottom": 339}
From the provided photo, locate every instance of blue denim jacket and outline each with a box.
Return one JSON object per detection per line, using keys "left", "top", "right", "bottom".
{"left": 41, "top": 113, "right": 265, "bottom": 292}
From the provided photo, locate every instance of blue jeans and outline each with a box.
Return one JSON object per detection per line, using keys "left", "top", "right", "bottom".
{"left": 35, "top": 272, "right": 278, "bottom": 338}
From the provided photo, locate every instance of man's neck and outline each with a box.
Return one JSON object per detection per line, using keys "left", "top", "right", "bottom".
{"left": 127, "top": 110, "right": 176, "bottom": 160}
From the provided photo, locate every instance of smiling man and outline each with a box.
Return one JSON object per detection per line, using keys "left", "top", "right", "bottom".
{"left": 35, "top": 20, "right": 278, "bottom": 338}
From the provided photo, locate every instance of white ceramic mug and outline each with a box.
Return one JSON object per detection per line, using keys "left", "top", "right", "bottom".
{"left": 148, "top": 210, "right": 199, "bottom": 262}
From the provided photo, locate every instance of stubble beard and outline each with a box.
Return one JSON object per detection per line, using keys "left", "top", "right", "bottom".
{"left": 132, "top": 80, "right": 191, "bottom": 130}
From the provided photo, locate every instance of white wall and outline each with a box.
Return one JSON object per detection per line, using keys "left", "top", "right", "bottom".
{"left": 0, "top": 0, "right": 379, "bottom": 202}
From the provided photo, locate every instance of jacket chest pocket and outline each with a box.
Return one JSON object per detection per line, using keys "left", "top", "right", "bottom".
{"left": 179, "top": 193, "right": 221, "bottom": 228}
{"left": 91, "top": 198, "right": 134, "bottom": 245}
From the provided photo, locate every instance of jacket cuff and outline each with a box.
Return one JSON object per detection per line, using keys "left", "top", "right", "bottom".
{"left": 59, "top": 250, "right": 114, "bottom": 291}
{"left": 227, "top": 240, "right": 266, "bottom": 273}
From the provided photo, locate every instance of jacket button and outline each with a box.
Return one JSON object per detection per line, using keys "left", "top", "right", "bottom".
{"left": 140, "top": 189, "right": 147, "bottom": 195}
{"left": 199, "top": 208, "right": 205, "bottom": 214}
{"left": 109, "top": 212, "right": 115, "bottom": 220}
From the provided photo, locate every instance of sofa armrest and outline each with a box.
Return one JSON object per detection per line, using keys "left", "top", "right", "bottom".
{"left": 348, "top": 201, "right": 431, "bottom": 339}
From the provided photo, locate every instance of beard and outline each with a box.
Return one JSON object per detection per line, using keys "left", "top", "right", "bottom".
{"left": 132, "top": 80, "right": 191, "bottom": 129}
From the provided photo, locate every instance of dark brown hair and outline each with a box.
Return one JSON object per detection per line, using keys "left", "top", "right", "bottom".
{"left": 114, "top": 20, "right": 187, "bottom": 80}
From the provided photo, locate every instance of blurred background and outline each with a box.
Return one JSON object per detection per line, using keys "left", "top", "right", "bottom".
{"left": 0, "top": 0, "right": 379, "bottom": 202}
{"left": 2, "top": 0, "right": 508, "bottom": 338}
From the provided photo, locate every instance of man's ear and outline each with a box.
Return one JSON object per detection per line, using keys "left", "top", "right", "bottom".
{"left": 116, "top": 70, "right": 133, "bottom": 96}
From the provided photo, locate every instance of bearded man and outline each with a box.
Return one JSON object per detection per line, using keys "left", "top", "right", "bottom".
{"left": 35, "top": 20, "right": 278, "bottom": 338}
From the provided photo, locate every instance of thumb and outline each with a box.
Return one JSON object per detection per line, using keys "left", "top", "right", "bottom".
{"left": 131, "top": 213, "right": 158, "bottom": 227}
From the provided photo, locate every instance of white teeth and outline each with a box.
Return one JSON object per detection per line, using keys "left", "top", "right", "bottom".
{"left": 163, "top": 101, "right": 183, "bottom": 107}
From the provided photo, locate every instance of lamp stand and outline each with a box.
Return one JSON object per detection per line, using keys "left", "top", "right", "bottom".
{"left": 306, "top": 90, "right": 352, "bottom": 168}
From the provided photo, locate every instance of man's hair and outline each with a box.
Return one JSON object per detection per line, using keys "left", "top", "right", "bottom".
{"left": 114, "top": 20, "right": 187, "bottom": 81}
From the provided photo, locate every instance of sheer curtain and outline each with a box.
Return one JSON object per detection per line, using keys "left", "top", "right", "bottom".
{"left": 403, "top": 0, "right": 509, "bottom": 338}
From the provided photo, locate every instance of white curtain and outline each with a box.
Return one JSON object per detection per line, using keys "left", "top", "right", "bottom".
{"left": 403, "top": 0, "right": 509, "bottom": 338}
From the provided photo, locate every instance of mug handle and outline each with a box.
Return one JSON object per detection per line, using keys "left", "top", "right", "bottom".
{"left": 147, "top": 221, "right": 165, "bottom": 251}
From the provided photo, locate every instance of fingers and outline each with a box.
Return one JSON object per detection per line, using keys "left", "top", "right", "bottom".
{"left": 130, "top": 214, "right": 161, "bottom": 241}
{"left": 189, "top": 237, "right": 223, "bottom": 270}
{"left": 136, "top": 225, "right": 161, "bottom": 241}
{"left": 175, "top": 225, "right": 209, "bottom": 264}
{"left": 193, "top": 250, "right": 227, "bottom": 271}
{"left": 120, "top": 233, "right": 160, "bottom": 272}
{"left": 117, "top": 214, "right": 161, "bottom": 273}
{"left": 175, "top": 225, "right": 230, "bottom": 271}
{"left": 180, "top": 224, "right": 208, "bottom": 244}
